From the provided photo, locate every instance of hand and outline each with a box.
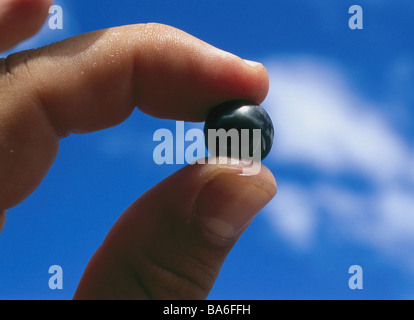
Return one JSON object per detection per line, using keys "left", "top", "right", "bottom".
{"left": 0, "top": 0, "right": 276, "bottom": 299}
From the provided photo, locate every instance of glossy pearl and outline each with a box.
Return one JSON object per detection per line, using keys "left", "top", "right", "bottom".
{"left": 204, "top": 100, "right": 274, "bottom": 161}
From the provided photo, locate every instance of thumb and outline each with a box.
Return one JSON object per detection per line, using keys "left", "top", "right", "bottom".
{"left": 73, "top": 160, "right": 276, "bottom": 299}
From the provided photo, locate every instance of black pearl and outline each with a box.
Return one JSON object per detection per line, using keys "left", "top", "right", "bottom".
{"left": 204, "top": 100, "right": 274, "bottom": 161}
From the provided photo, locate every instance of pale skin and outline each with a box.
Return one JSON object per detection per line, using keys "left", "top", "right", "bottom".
{"left": 0, "top": 0, "right": 277, "bottom": 299}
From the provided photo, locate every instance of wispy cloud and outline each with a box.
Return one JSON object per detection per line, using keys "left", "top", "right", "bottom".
{"left": 264, "top": 182, "right": 317, "bottom": 250}
{"left": 265, "top": 57, "right": 411, "bottom": 183}
{"left": 263, "top": 56, "right": 414, "bottom": 267}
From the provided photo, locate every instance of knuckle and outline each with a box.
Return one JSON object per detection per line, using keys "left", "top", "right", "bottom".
{"left": 130, "top": 234, "right": 223, "bottom": 299}
{"left": 140, "top": 247, "right": 212, "bottom": 299}
{"left": 1, "top": 49, "right": 39, "bottom": 82}
{"left": 140, "top": 22, "right": 169, "bottom": 33}
{"left": 136, "top": 22, "right": 186, "bottom": 46}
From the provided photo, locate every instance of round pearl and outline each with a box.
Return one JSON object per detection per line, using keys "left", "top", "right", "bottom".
{"left": 204, "top": 100, "right": 274, "bottom": 161}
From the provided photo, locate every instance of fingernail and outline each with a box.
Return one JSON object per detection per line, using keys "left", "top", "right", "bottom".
{"left": 196, "top": 172, "right": 276, "bottom": 240}
{"left": 0, "top": 210, "right": 6, "bottom": 234}
{"left": 243, "top": 59, "right": 263, "bottom": 68}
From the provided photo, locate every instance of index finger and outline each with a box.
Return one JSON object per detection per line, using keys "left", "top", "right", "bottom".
{"left": 0, "top": 23, "right": 268, "bottom": 210}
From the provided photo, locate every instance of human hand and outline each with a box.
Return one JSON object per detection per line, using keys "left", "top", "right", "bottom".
{"left": 0, "top": 0, "right": 276, "bottom": 299}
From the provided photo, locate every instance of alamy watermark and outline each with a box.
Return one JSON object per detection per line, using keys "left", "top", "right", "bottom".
{"left": 48, "top": 5, "right": 63, "bottom": 30}
{"left": 48, "top": 265, "right": 63, "bottom": 290}
{"left": 153, "top": 121, "right": 262, "bottom": 175}
{"left": 348, "top": 265, "right": 363, "bottom": 290}
{"left": 46, "top": 4, "right": 363, "bottom": 31}
{"left": 349, "top": 5, "right": 363, "bottom": 30}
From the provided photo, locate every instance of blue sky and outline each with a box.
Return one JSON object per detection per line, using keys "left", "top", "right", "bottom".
{"left": 1, "top": 0, "right": 414, "bottom": 299}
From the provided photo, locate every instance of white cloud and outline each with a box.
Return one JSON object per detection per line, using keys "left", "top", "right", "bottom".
{"left": 265, "top": 183, "right": 317, "bottom": 250}
{"left": 264, "top": 57, "right": 411, "bottom": 183}
{"left": 262, "top": 56, "right": 414, "bottom": 266}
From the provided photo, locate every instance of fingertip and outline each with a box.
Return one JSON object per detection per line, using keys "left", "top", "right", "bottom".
{"left": 7, "top": 0, "right": 52, "bottom": 10}
{"left": 0, "top": 0, "right": 52, "bottom": 52}
{"left": 0, "top": 210, "right": 6, "bottom": 234}
{"left": 204, "top": 50, "right": 270, "bottom": 111}
{"left": 246, "top": 163, "right": 277, "bottom": 194}
{"left": 241, "top": 59, "right": 270, "bottom": 104}
{"left": 200, "top": 157, "right": 276, "bottom": 193}
{"left": 195, "top": 161, "right": 276, "bottom": 243}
